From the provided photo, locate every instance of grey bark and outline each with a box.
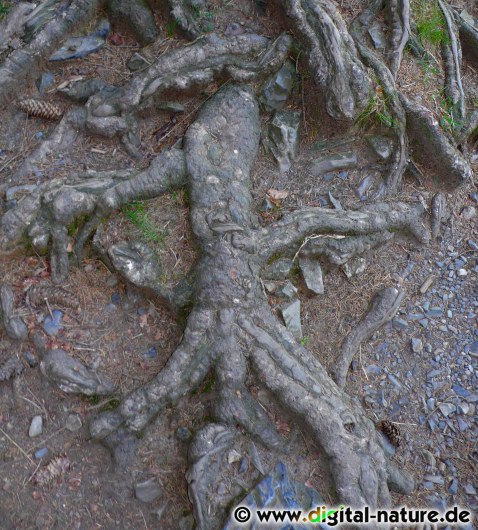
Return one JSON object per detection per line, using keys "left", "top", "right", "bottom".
{"left": 284, "top": 0, "right": 371, "bottom": 120}
{"left": 0, "top": 0, "right": 100, "bottom": 106}
{"left": 386, "top": 0, "right": 410, "bottom": 77}
{"left": 81, "top": 85, "right": 425, "bottom": 527}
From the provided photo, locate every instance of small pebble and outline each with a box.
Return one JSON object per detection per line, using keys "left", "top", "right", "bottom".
{"left": 29, "top": 416, "right": 43, "bottom": 438}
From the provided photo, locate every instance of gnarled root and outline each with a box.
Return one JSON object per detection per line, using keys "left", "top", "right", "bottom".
{"left": 351, "top": 0, "right": 408, "bottom": 197}
{"left": 438, "top": 0, "right": 466, "bottom": 124}
{"left": 0, "top": 0, "right": 100, "bottom": 106}
{"left": 255, "top": 201, "right": 431, "bottom": 262}
{"left": 284, "top": 0, "right": 371, "bottom": 120}
{"left": 386, "top": 0, "right": 410, "bottom": 77}
{"left": 0, "top": 147, "right": 187, "bottom": 283}
{"left": 400, "top": 94, "right": 472, "bottom": 189}
{"left": 239, "top": 313, "right": 414, "bottom": 511}
{"left": 85, "top": 33, "right": 292, "bottom": 139}
{"left": 333, "top": 286, "right": 405, "bottom": 388}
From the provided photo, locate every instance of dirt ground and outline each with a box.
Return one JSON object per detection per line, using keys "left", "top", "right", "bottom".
{"left": 0, "top": 0, "right": 477, "bottom": 529}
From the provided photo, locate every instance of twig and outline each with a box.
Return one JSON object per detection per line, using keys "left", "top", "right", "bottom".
{"left": 24, "top": 459, "right": 42, "bottom": 486}
{"left": 0, "top": 427, "right": 34, "bottom": 464}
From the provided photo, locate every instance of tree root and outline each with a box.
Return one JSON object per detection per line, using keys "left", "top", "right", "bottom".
{"left": 350, "top": 0, "right": 408, "bottom": 198}
{"left": 0, "top": 0, "right": 100, "bottom": 106}
{"left": 284, "top": 0, "right": 371, "bottom": 120}
{"left": 253, "top": 201, "right": 431, "bottom": 261}
{"left": 386, "top": 0, "right": 410, "bottom": 77}
{"left": 333, "top": 286, "right": 405, "bottom": 388}
{"left": 71, "top": 85, "right": 428, "bottom": 527}
{"left": 85, "top": 33, "right": 292, "bottom": 140}
{"left": 400, "top": 94, "right": 472, "bottom": 188}
{"left": 0, "top": 147, "right": 187, "bottom": 283}
{"left": 438, "top": 0, "right": 466, "bottom": 123}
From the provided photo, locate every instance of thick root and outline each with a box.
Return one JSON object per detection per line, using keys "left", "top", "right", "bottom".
{"left": 254, "top": 201, "right": 431, "bottom": 262}
{"left": 386, "top": 0, "right": 410, "bottom": 77}
{"left": 0, "top": 0, "right": 100, "bottom": 106}
{"left": 85, "top": 33, "right": 292, "bottom": 139}
{"left": 284, "top": 0, "right": 371, "bottom": 120}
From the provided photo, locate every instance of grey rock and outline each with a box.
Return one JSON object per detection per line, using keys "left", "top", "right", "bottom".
{"left": 43, "top": 309, "right": 63, "bottom": 336}
{"left": 457, "top": 417, "right": 468, "bottom": 431}
{"left": 411, "top": 337, "right": 423, "bottom": 353}
{"left": 28, "top": 415, "right": 43, "bottom": 438}
{"left": 464, "top": 483, "right": 477, "bottom": 495}
{"left": 342, "top": 257, "right": 366, "bottom": 278}
{"left": 134, "top": 478, "right": 163, "bottom": 503}
{"left": 460, "top": 206, "right": 476, "bottom": 220}
{"left": 34, "top": 447, "right": 48, "bottom": 459}
{"left": 355, "top": 175, "right": 375, "bottom": 201}
{"left": 423, "top": 474, "right": 444, "bottom": 485}
{"left": 368, "top": 23, "right": 386, "bottom": 49}
{"left": 448, "top": 478, "right": 458, "bottom": 495}
{"left": 276, "top": 281, "right": 298, "bottom": 299}
{"left": 36, "top": 72, "right": 54, "bottom": 95}
{"left": 298, "top": 258, "right": 324, "bottom": 295}
{"left": 392, "top": 318, "right": 408, "bottom": 330}
{"left": 109, "top": 241, "right": 161, "bottom": 290}
{"left": 263, "top": 109, "right": 301, "bottom": 172}
{"left": 260, "top": 60, "right": 297, "bottom": 111}
{"left": 328, "top": 191, "right": 343, "bottom": 210}
{"left": 66, "top": 414, "right": 82, "bottom": 432}
{"left": 127, "top": 52, "right": 150, "bottom": 71}
{"left": 280, "top": 299, "right": 302, "bottom": 340}
{"left": 310, "top": 151, "right": 357, "bottom": 177}
{"left": 223, "top": 461, "right": 323, "bottom": 529}
{"left": 262, "top": 258, "right": 293, "bottom": 280}
{"left": 49, "top": 19, "right": 110, "bottom": 61}
{"left": 366, "top": 364, "right": 382, "bottom": 375}
{"left": 367, "top": 135, "right": 393, "bottom": 160}
{"left": 40, "top": 349, "right": 115, "bottom": 396}
{"left": 438, "top": 402, "right": 455, "bottom": 417}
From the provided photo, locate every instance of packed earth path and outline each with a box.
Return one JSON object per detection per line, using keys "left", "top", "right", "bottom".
{"left": 0, "top": 0, "right": 477, "bottom": 529}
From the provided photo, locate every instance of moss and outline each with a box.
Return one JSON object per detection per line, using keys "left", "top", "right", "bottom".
{"left": 412, "top": 0, "right": 449, "bottom": 47}
{"left": 122, "top": 200, "right": 166, "bottom": 247}
{"left": 355, "top": 87, "right": 396, "bottom": 130}
{"left": 0, "top": 1, "right": 11, "bottom": 20}
{"left": 99, "top": 398, "right": 121, "bottom": 412}
{"left": 266, "top": 251, "right": 283, "bottom": 266}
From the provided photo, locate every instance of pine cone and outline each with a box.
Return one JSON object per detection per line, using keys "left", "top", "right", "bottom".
{"left": 26, "top": 284, "right": 80, "bottom": 309}
{"left": 16, "top": 98, "right": 64, "bottom": 120}
{"left": 34, "top": 455, "right": 70, "bottom": 486}
{"left": 377, "top": 419, "right": 401, "bottom": 448}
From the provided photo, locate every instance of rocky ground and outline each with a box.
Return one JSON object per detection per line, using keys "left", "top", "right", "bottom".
{"left": 0, "top": 0, "right": 477, "bottom": 529}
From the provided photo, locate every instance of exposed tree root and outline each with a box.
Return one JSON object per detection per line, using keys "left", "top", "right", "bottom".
{"left": 333, "top": 287, "right": 405, "bottom": 388}
{"left": 438, "top": 0, "right": 466, "bottom": 123}
{"left": 400, "top": 94, "right": 472, "bottom": 189}
{"left": 77, "top": 85, "right": 428, "bottom": 528}
{"left": 84, "top": 33, "right": 292, "bottom": 142}
{"left": 0, "top": 0, "right": 100, "bottom": 106}
{"left": 284, "top": 0, "right": 371, "bottom": 120}
{"left": 350, "top": 0, "right": 408, "bottom": 198}
{"left": 386, "top": 0, "right": 410, "bottom": 77}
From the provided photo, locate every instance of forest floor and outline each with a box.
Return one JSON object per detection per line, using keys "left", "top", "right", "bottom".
{"left": 0, "top": 0, "right": 477, "bottom": 529}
